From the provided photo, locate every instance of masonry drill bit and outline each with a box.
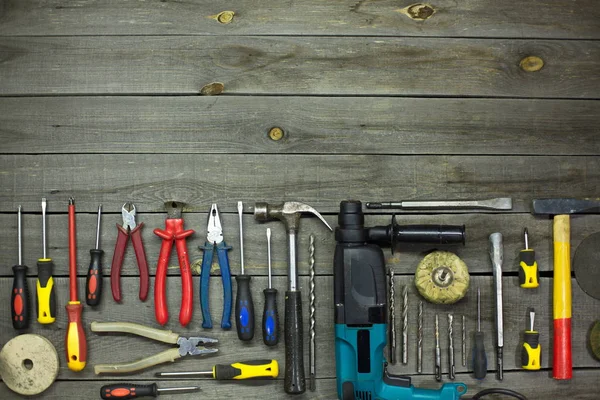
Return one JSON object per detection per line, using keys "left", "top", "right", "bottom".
{"left": 417, "top": 300, "right": 423, "bottom": 373}
{"left": 462, "top": 315, "right": 466, "bottom": 367}
{"left": 448, "top": 314, "right": 455, "bottom": 380}
{"left": 308, "top": 234, "right": 316, "bottom": 392}
{"left": 435, "top": 314, "right": 441, "bottom": 381}
{"left": 388, "top": 267, "right": 397, "bottom": 365}
{"left": 402, "top": 285, "right": 409, "bottom": 365}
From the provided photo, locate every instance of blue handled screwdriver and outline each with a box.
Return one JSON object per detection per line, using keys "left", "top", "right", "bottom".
{"left": 235, "top": 201, "right": 255, "bottom": 341}
{"left": 263, "top": 228, "right": 279, "bottom": 346}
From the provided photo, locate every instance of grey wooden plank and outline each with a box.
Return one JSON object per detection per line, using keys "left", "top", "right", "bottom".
{"left": 0, "top": 276, "right": 597, "bottom": 383}
{"left": 0, "top": 154, "right": 598, "bottom": 214}
{"left": 1, "top": 37, "right": 599, "bottom": 97}
{"left": 0, "top": 212, "right": 599, "bottom": 277}
{"left": 1, "top": 96, "right": 599, "bottom": 156}
{"left": 1, "top": 0, "right": 599, "bottom": 39}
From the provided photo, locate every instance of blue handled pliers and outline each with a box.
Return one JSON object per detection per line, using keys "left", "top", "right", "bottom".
{"left": 200, "top": 204, "right": 232, "bottom": 329}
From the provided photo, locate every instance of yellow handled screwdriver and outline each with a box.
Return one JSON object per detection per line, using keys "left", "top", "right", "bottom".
{"left": 36, "top": 198, "right": 57, "bottom": 324}
{"left": 155, "top": 359, "right": 279, "bottom": 380}
{"left": 519, "top": 228, "right": 539, "bottom": 288}
{"left": 521, "top": 308, "right": 541, "bottom": 370}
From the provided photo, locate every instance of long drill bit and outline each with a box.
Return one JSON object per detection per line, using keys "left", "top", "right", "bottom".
{"left": 462, "top": 315, "right": 466, "bottom": 367}
{"left": 435, "top": 314, "right": 441, "bottom": 381}
{"left": 448, "top": 314, "right": 455, "bottom": 380}
{"left": 417, "top": 300, "right": 423, "bottom": 373}
{"left": 402, "top": 285, "right": 409, "bottom": 364}
{"left": 388, "top": 268, "right": 397, "bottom": 365}
{"left": 308, "top": 235, "right": 316, "bottom": 391}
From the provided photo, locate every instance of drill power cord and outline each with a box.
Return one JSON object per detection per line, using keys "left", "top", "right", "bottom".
{"left": 469, "top": 388, "right": 528, "bottom": 400}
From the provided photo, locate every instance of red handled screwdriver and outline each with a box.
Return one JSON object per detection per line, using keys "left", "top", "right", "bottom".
{"left": 11, "top": 205, "right": 30, "bottom": 329}
{"left": 100, "top": 383, "right": 199, "bottom": 399}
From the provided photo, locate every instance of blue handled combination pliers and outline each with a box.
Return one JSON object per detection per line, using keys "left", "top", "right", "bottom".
{"left": 200, "top": 204, "right": 232, "bottom": 329}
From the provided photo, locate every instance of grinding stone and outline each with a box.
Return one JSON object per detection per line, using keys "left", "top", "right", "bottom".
{"left": 0, "top": 334, "right": 59, "bottom": 395}
{"left": 414, "top": 251, "right": 470, "bottom": 304}
{"left": 573, "top": 232, "right": 600, "bottom": 301}
{"left": 590, "top": 321, "right": 600, "bottom": 361}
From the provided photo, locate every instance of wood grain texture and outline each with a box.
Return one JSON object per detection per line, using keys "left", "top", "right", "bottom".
{"left": 0, "top": 154, "right": 598, "bottom": 214}
{"left": 0, "top": 212, "right": 598, "bottom": 277}
{"left": 0, "top": 276, "right": 597, "bottom": 382}
{"left": 1, "top": 0, "right": 599, "bottom": 39}
{"left": 1, "top": 96, "right": 599, "bottom": 156}
{"left": 1, "top": 37, "right": 599, "bottom": 97}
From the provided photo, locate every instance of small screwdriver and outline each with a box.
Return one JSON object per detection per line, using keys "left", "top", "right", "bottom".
{"left": 155, "top": 359, "right": 279, "bottom": 380}
{"left": 519, "top": 228, "right": 539, "bottom": 288}
{"left": 472, "top": 287, "right": 487, "bottom": 379}
{"left": 263, "top": 228, "right": 279, "bottom": 346}
{"left": 86, "top": 205, "right": 104, "bottom": 306}
{"left": 100, "top": 383, "right": 199, "bottom": 399}
{"left": 521, "top": 308, "right": 541, "bottom": 370}
{"left": 36, "top": 198, "right": 57, "bottom": 324}
{"left": 11, "top": 205, "right": 30, "bottom": 329}
{"left": 235, "top": 201, "right": 255, "bottom": 341}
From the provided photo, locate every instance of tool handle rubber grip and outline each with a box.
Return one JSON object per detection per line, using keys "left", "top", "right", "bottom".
{"left": 553, "top": 318, "right": 572, "bottom": 379}
{"left": 101, "top": 383, "right": 158, "bottom": 399}
{"left": 130, "top": 223, "right": 149, "bottom": 301}
{"left": 36, "top": 259, "right": 56, "bottom": 324}
{"left": 472, "top": 331, "right": 487, "bottom": 380}
{"left": 521, "top": 331, "right": 541, "bottom": 370}
{"left": 86, "top": 249, "right": 104, "bottom": 306}
{"left": 519, "top": 249, "right": 539, "bottom": 288}
{"left": 174, "top": 224, "right": 194, "bottom": 327}
{"left": 217, "top": 243, "right": 233, "bottom": 329}
{"left": 110, "top": 225, "right": 129, "bottom": 302}
{"left": 284, "top": 290, "right": 305, "bottom": 394}
{"left": 153, "top": 229, "right": 173, "bottom": 326}
{"left": 214, "top": 360, "right": 279, "bottom": 380}
{"left": 65, "top": 301, "right": 87, "bottom": 371}
{"left": 200, "top": 243, "right": 214, "bottom": 329}
{"left": 11, "top": 265, "right": 30, "bottom": 329}
{"left": 235, "top": 275, "right": 254, "bottom": 340}
{"left": 263, "top": 288, "right": 279, "bottom": 346}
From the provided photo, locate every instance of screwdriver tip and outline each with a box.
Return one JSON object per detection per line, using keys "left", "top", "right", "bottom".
{"left": 68, "top": 197, "right": 75, "bottom": 205}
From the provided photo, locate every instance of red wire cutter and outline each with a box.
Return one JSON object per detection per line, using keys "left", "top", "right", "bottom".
{"left": 110, "top": 203, "right": 149, "bottom": 303}
{"left": 154, "top": 201, "right": 195, "bottom": 327}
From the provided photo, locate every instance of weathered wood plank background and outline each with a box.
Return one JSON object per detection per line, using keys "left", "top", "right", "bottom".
{"left": 1, "top": 0, "right": 599, "bottom": 399}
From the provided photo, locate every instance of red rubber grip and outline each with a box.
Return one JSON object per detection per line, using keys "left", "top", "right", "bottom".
{"left": 129, "top": 223, "right": 149, "bottom": 301}
{"left": 110, "top": 225, "right": 129, "bottom": 302}
{"left": 153, "top": 227, "right": 173, "bottom": 326}
{"left": 553, "top": 317, "right": 572, "bottom": 380}
{"left": 175, "top": 227, "right": 194, "bottom": 326}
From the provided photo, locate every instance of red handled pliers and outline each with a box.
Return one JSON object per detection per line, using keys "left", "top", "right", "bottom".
{"left": 154, "top": 201, "right": 195, "bottom": 327}
{"left": 110, "top": 203, "right": 149, "bottom": 303}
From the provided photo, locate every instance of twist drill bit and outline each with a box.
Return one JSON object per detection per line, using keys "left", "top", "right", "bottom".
{"left": 417, "top": 300, "right": 423, "bottom": 373}
{"left": 402, "top": 285, "right": 409, "bottom": 365}
{"left": 448, "top": 314, "right": 455, "bottom": 380}
{"left": 388, "top": 268, "right": 397, "bottom": 365}
{"left": 309, "top": 235, "right": 316, "bottom": 391}
{"left": 462, "top": 315, "right": 467, "bottom": 367}
{"left": 435, "top": 314, "right": 442, "bottom": 381}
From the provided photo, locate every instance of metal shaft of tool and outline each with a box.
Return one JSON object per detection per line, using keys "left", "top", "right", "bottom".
{"left": 267, "top": 228, "right": 272, "bottom": 289}
{"left": 157, "top": 386, "right": 200, "bottom": 394}
{"left": 402, "top": 285, "right": 408, "bottom": 364}
{"left": 435, "top": 314, "right": 441, "bottom": 381}
{"left": 17, "top": 205, "right": 22, "bottom": 265}
{"left": 288, "top": 231, "right": 298, "bottom": 291}
{"left": 309, "top": 235, "right": 316, "bottom": 391}
{"left": 417, "top": 300, "right": 423, "bottom": 373}
{"left": 477, "top": 287, "right": 481, "bottom": 332}
{"left": 41, "top": 198, "right": 47, "bottom": 259}
{"left": 157, "top": 371, "right": 212, "bottom": 377}
{"left": 95, "top": 205, "right": 102, "bottom": 250}
{"left": 530, "top": 310, "right": 535, "bottom": 331}
{"left": 524, "top": 227, "right": 529, "bottom": 250}
{"left": 462, "top": 315, "right": 466, "bottom": 367}
{"left": 388, "top": 268, "right": 396, "bottom": 365}
{"left": 366, "top": 197, "right": 512, "bottom": 210}
{"left": 490, "top": 232, "right": 504, "bottom": 381}
{"left": 238, "top": 201, "right": 244, "bottom": 275}
{"left": 448, "top": 314, "right": 455, "bottom": 380}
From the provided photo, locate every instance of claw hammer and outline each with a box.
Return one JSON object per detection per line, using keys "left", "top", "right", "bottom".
{"left": 254, "top": 202, "right": 332, "bottom": 394}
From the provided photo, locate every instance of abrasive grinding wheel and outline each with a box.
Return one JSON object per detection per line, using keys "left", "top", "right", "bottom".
{"left": 590, "top": 321, "right": 600, "bottom": 361}
{"left": 0, "top": 334, "right": 59, "bottom": 395}
{"left": 573, "top": 232, "right": 600, "bottom": 301}
{"left": 415, "top": 251, "right": 469, "bottom": 304}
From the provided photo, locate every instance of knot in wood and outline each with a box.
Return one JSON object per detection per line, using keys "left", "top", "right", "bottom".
{"left": 217, "top": 11, "right": 235, "bottom": 24}
{"left": 400, "top": 3, "right": 436, "bottom": 21}
{"left": 200, "top": 82, "right": 224, "bottom": 95}
{"left": 268, "top": 127, "right": 284, "bottom": 141}
{"left": 520, "top": 56, "right": 544, "bottom": 72}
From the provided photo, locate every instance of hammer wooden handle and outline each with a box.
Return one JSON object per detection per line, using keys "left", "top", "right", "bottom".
{"left": 553, "top": 215, "right": 572, "bottom": 380}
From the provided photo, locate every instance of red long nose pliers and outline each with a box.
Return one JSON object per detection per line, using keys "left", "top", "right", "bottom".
{"left": 154, "top": 201, "right": 195, "bottom": 327}
{"left": 111, "top": 203, "right": 149, "bottom": 302}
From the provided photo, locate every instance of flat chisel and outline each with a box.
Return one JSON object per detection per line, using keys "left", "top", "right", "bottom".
{"left": 365, "top": 197, "right": 512, "bottom": 210}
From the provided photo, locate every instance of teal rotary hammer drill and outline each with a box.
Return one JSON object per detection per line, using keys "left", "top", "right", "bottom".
{"left": 334, "top": 200, "right": 467, "bottom": 400}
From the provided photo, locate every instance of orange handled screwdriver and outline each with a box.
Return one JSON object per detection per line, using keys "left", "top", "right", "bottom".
{"left": 66, "top": 197, "right": 87, "bottom": 372}
{"left": 100, "top": 383, "right": 199, "bottom": 399}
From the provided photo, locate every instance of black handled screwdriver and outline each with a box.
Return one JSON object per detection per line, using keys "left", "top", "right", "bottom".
{"left": 11, "top": 205, "right": 30, "bottom": 329}
{"left": 86, "top": 205, "right": 104, "bottom": 306}
{"left": 263, "top": 228, "right": 279, "bottom": 346}
{"left": 100, "top": 383, "right": 199, "bottom": 399}
{"left": 235, "top": 201, "right": 255, "bottom": 341}
{"left": 472, "top": 287, "right": 487, "bottom": 379}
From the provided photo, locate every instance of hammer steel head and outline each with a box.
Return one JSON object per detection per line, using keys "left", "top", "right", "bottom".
{"left": 254, "top": 201, "right": 333, "bottom": 232}
{"left": 532, "top": 198, "right": 600, "bottom": 215}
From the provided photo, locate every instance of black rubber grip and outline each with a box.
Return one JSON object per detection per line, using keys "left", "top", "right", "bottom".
{"left": 472, "top": 331, "right": 487, "bottom": 380}
{"left": 235, "top": 275, "right": 255, "bottom": 341}
{"left": 519, "top": 249, "right": 538, "bottom": 285}
{"left": 262, "top": 288, "right": 279, "bottom": 346}
{"left": 521, "top": 331, "right": 540, "bottom": 366}
{"left": 11, "top": 264, "right": 30, "bottom": 330}
{"left": 36, "top": 259, "right": 56, "bottom": 320}
{"left": 100, "top": 383, "right": 158, "bottom": 399}
{"left": 284, "top": 290, "right": 305, "bottom": 394}
{"left": 86, "top": 249, "right": 104, "bottom": 306}
{"left": 214, "top": 364, "right": 242, "bottom": 380}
